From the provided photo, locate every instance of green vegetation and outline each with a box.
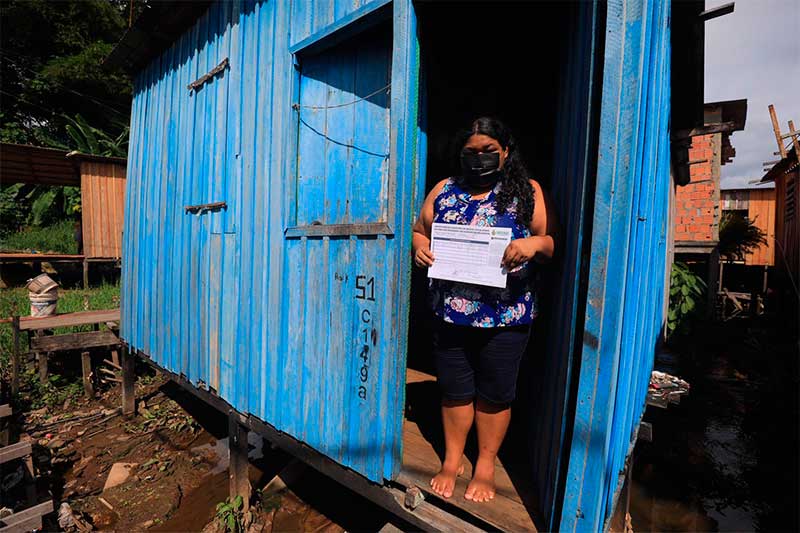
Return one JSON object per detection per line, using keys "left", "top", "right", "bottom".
{"left": 667, "top": 262, "right": 707, "bottom": 338}
{"left": 0, "top": 219, "right": 79, "bottom": 254}
{"left": 21, "top": 371, "right": 84, "bottom": 410}
{"left": 1, "top": 0, "right": 138, "bottom": 147}
{"left": 0, "top": 282, "right": 120, "bottom": 375}
{"left": 719, "top": 211, "right": 768, "bottom": 262}
{"left": 216, "top": 495, "right": 245, "bottom": 533}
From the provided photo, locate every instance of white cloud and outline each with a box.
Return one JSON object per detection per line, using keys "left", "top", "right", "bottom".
{"left": 705, "top": 0, "right": 800, "bottom": 186}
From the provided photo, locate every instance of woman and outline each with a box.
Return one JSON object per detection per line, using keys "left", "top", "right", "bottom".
{"left": 412, "top": 117, "right": 558, "bottom": 503}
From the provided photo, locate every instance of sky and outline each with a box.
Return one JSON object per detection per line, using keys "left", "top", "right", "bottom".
{"left": 704, "top": 0, "right": 800, "bottom": 189}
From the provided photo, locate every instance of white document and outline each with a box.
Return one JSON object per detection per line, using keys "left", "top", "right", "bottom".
{"left": 428, "top": 222, "right": 512, "bottom": 288}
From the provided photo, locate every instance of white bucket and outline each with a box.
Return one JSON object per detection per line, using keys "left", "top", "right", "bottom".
{"left": 29, "top": 289, "right": 58, "bottom": 317}
{"left": 26, "top": 274, "right": 59, "bottom": 294}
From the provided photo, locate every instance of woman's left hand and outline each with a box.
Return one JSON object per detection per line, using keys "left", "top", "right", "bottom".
{"left": 502, "top": 237, "right": 538, "bottom": 270}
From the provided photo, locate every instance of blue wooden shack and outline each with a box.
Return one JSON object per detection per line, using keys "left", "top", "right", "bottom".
{"left": 107, "top": 0, "right": 705, "bottom": 530}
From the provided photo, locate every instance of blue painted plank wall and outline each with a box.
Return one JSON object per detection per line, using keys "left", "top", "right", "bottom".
{"left": 121, "top": 0, "right": 417, "bottom": 483}
{"left": 558, "top": 0, "right": 672, "bottom": 530}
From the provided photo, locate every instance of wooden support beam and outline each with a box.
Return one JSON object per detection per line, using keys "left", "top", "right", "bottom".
{"left": 120, "top": 345, "right": 135, "bottom": 415}
{"left": 38, "top": 352, "right": 48, "bottom": 384}
{"left": 0, "top": 441, "right": 31, "bottom": 464}
{"left": 789, "top": 120, "right": 800, "bottom": 164}
{"left": 0, "top": 500, "right": 53, "bottom": 533}
{"left": 30, "top": 330, "right": 119, "bottom": 352}
{"left": 81, "top": 351, "right": 94, "bottom": 398}
{"left": 82, "top": 258, "right": 89, "bottom": 290}
{"left": 11, "top": 316, "right": 20, "bottom": 395}
{"left": 18, "top": 309, "right": 120, "bottom": 331}
{"left": 228, "top": 410, "right": 251, "bottom": 514}
{"left": 698, "top": 2, "right": 734, "bottom": 21}
{"left": 769, "top": 104, "right": 787, "bottom": 158}
{"left": 672, "top": 121, "right": 738, "bottom": 140}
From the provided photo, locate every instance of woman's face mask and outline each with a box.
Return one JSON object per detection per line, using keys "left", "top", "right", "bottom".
{"left": 460, "top": 151, "right": 502, "bottom": 188}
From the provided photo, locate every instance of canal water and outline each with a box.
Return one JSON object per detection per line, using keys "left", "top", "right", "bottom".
{"left": 629, "top": 317, "right": 798, "bottom": 531}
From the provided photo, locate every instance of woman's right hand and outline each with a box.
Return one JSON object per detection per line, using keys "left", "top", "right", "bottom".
{"left": 414, "top": 246, "right": 435, "bottom": 268}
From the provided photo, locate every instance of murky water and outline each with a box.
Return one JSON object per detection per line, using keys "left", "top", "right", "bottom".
{"left": 629, "top": 320, "right": 798, "bottom": 532}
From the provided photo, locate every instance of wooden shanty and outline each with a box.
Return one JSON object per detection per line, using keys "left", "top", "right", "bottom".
{"left": 720, "top": 185, "right": 777, "bottom": 266}
{"left": 761, "top": 104, "right": 800, "bottom": 336}
{"left": 0, "top": 143, "right": 126, "bottom": 286}
{"left": 105, "top": 0, "right": 711, "bottom": 531}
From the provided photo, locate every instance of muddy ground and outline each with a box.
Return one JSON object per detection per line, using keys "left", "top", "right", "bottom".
{"left": 1, "top": 363, "right": 400, "bottom": 532}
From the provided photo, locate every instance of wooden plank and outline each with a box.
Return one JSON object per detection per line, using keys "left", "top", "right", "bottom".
{"left": 401, "top": 369, "right": 538, "bottom": 532}
{"left": 698, "top": 2, "right": 734, "bottom": 21}
{"left": 769, "top": 104, "right": 787, "bottom": 158}
{"left": 0, "top": 441, "right": 31, "bottom": 464}
{"left": 81, "top": 351, "right": 95, "bottom": 398}
{"left": 0, "top": 253, "right": 85, "bottom": 261}
{"left": 121, "top": 346, "right": 136, "bottom": 415}
{"left": 30, "top": 330, "right": 119, "bottom": 352}
{"left": 400, "top": 419, "right": 537, "bottom": 533}
{"left": 19, "top": 309, "right": 120, "bottom": 331}
{"left": 11, "top": 316, "right": 20, "bottom": 395}
{"left": 0, "top": 405, "right": 11, "bottom": 418}
{"left": 0, "top": 500, "right": 53, "bottom": 532}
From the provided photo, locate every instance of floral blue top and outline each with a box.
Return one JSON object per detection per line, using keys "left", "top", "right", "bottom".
{"left": 429, "top": 178, "right": 538, "bottom": 328}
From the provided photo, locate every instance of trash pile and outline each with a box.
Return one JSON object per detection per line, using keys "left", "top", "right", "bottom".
{"left": 647, "top": 370, "right": 690, "bottom": 408}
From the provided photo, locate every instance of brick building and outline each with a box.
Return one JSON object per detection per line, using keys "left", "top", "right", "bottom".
{"left": 672, "top": 99, "right": 747, "bottom": 312}
{"left": 674, "top": 99, "right": 747, "bottom": 251}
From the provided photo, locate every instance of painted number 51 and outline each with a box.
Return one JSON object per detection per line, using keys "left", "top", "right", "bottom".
{"left": 355, "top": 275, "right": 375, "bottom": 301}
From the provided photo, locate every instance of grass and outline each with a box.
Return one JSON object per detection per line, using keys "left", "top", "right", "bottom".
{"left": 0, "top": 282, "right": 121, "bottom": 377}
{"left": 0, "top": 219, "right": 79, "bottom": 254}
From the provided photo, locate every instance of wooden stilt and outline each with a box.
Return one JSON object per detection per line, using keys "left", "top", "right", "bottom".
{"left": 82, "top": 258, "right": 89, "bottom": 290}
{"left": 81, "top": 351, "right": 94, "bottom": 398}
{"left": 11, "top": 316, "right": 20, "bottom": 395}
{"left": 228, "top": 411, "right": 251, "bottom": 513}
{"left": 38, "top": 352, "right": 48, "bottom": 384}
{"left": 120, "top": 346, "right": 136, "bottom": 415}
{"left": 110, "top": 348, "right": 121, "bottom": 367}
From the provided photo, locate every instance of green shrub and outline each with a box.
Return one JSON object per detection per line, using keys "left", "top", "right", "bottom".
{"left": 667, "top": 262, "right": 706, "bottom": 337}
{"left": 0, "top": 220, "right": 79, "bottom": 254}
{"left": 0, "top": 282, "right": 120, "bottom": 379}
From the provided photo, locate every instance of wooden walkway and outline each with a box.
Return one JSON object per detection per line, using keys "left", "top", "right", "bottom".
{"left": 400, "top": 369, "right": 539, "bottom": 532}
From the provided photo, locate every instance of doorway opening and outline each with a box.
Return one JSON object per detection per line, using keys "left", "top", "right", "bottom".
{"left": 402, "top": 2, "right": 574, "bottom": 530}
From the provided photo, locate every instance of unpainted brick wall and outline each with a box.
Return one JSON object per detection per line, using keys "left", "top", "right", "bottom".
{"left": 674, "top": 133, "right": 720, "bottom": 242}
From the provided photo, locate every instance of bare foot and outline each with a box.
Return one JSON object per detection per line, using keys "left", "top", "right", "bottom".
{"left": 430, "top": 462, "right": 465, "bottom": 499}
{"left": 464, "top": 458, "right": 496, "bottom": 502}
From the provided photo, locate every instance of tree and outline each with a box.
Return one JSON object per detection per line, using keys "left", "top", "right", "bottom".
{"left": 0, "top": 0, "right": 139, "bottom": 147}
{"left": 718, "top": 211, "right": 768, "bottom": 262}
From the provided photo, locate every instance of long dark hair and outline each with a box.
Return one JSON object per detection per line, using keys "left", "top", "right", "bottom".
{"left": 456, "top": 117, "right": 534, "bottom": 225}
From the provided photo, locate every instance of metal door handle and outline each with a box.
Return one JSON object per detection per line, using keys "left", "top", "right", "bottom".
{"left": 184, "top": 201, "right": 227, "bottom": 214}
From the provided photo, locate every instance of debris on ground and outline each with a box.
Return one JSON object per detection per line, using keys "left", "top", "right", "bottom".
{"left": 3, "top": 366, "right": 397, "bottom": 532}
{"left": 647, "top": 370, "right": 691, "bottom": 408}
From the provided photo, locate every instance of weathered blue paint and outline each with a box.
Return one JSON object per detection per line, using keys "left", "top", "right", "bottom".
{"left": 121, "top": 0, "right": 674, "bottom": 528}
{"left": 558, "top": 0, "right": 672, "bottom": 531}
{"left": 122, "top": 0, "right": 418, "bottom": 484}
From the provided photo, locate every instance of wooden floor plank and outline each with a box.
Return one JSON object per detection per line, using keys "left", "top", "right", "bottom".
{"left": 18, "top": 309, "right": 120, "bottom": 331}
{"left": 401, "top": 368, "right": 538, "bottom": 532}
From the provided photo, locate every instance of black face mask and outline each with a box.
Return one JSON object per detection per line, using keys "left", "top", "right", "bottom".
{"left": 460, "top": 152, "right": 502, "bottom": 188}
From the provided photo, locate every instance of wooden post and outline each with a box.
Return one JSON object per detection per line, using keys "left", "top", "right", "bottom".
{"left": 120, "top": 345, "right": 135, "bottom": 415}
{"left": 228, "top": 411, "right": 251, "bottom": 513}
{"left": 769, "top": 104, "right": 787, "bottom": 158}
{"left": 81, "top": 351, "right": 94, "bottom": 398}
{"left": 788, "top": 120, "right": 800, "bottom": 164}
{"left": 11, "top": 316, "right": 20, "bottom": 395}
{"left": 38, "top": 352, "right": 48, "bottom": 384}
{"left": 82, "top": 258, "right": 89, "bottom": 290}
{"left": 110, "top": 348, "right": 121, "bottom": 367}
